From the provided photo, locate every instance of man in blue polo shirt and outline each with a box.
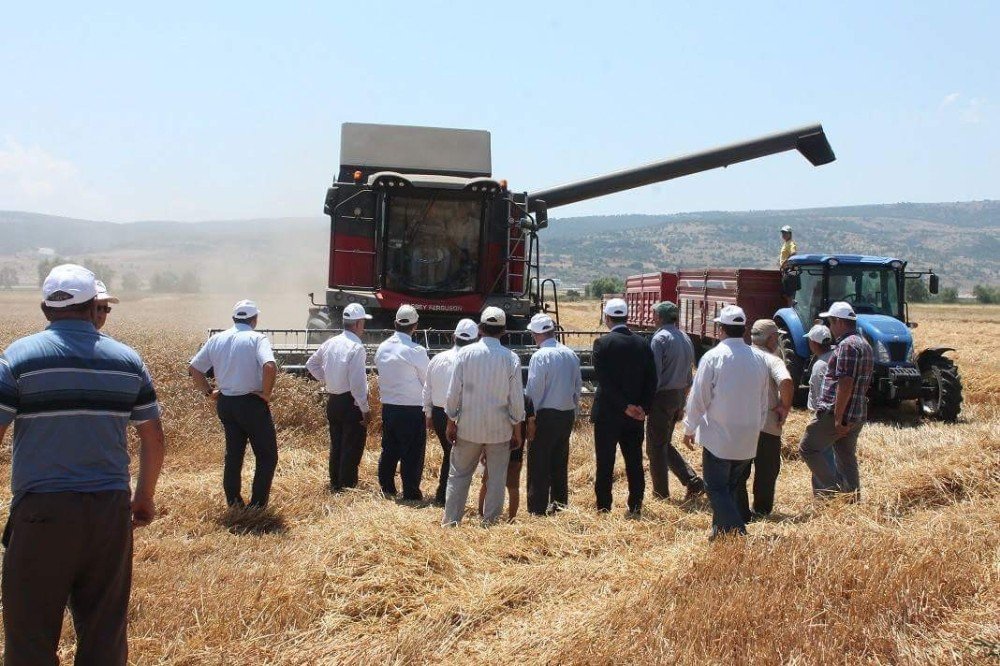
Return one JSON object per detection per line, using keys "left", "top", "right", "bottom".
{"left": 0, "top": 263, "right": 166, "bottom": 665}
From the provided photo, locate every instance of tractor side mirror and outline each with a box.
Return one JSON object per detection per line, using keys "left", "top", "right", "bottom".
{"left": 929, "top": 274, "right": 939, "bottom": 294}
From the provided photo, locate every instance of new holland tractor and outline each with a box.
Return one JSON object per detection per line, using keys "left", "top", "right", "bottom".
{"left": 777, "top": 254, "right": 962, "bottom": 421}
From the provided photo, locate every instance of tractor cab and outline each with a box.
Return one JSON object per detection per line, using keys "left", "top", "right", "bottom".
{"left": 785, "top": 254, "right": 907, "bottom": 328}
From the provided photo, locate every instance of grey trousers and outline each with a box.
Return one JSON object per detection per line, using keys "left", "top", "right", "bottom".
{"left": 646, "top": 389, "right": 701, "bottom": 498}
{"left": 799, "top": 411, "right": 863, "bottom": 496}
{"left": 442, "top": 438, "right": 511, "bottom": 526}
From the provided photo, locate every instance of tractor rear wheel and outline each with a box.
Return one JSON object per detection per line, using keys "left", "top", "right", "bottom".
{"left": 778, "top": 330, "right": 808, "bottom": 408}
{"left": 918, "top": 356, "right": 963, "bottom": 422}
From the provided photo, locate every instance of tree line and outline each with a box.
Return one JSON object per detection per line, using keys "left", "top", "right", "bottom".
{"left": 30, "top": 257, "right": 201, "bottom": 294}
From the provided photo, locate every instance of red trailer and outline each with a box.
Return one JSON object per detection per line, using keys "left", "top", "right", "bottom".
{"left": 676, "top": 268, "right": 784, "bottom": 349}
{"left": 624, "top": 272, "right": 679, "bottom": 330}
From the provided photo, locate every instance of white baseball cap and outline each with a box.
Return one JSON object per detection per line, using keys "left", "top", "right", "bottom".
{"left": 233, "top": 299, "right": 260, "bottom": 318}
{"left": 395, "top": 304, "right": 419, "bottom": 325}
{"left": 780, "top": 225, "right": 793, "bottom": 233}
{"left": 342, "top": 303, "right": 373, "bottom": 321}
{"left": 527, "top": 313, "right": 556, "bottom": 334}
{"left": 819, "top": 301, "right": 857, "bottom": 321}
{"left": 454, "top": 318, "right": 479, "bottom": 341}
{"left": 480, "top": 306, "right": 506, "bottom": 326}
{"left": 95, "top": 280, "right": 120, "bottom": 304}
{"left": 42, "top": 264, "right": 98, "bottom": 308}
{"left": 713, "top": 305, "right": 747, "bottom": 326}
{"left": 603, "top": 297, "right": 628, "bottom": 317}
{"left": 805, "top": 324, "right": 832, "bottom": 344}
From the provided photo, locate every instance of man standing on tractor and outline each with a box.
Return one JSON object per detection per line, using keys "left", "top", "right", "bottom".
{"left": 779, "top": 225, "right": 798, "bottom": 306}
{"left": 375, "top": 305, "right": 430, "bottom": 501}
{"left": 798, "top": 302, "right": 874, "bottom": 499}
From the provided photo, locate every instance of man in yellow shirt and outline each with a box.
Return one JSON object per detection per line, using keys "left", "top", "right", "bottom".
{"left": 779, "top": 225, "right": 797, "bottom": 268}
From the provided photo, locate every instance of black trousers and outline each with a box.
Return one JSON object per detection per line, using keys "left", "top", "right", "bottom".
{"left": 217, "top": 394, "right": 278, "bottom": 508}
{"left": 2, "top": 491, "right": 132, "bottom": 666}
{"left": 527, "top": 408, "right": 575, "bottom": 515}
{"left": 429, "top": 406, "right": 452, "bottom": 504}
{"left": 326, "top": 392, "right": 367, "bottom": 490}
{"left": 594, "top": 416, "right": 645, "bottom": 513}
{"left": 378, "top": 404, "right": 426, "bottom": 500}
{"left": 736, "top": 431, "right": 783, "bottom": 520}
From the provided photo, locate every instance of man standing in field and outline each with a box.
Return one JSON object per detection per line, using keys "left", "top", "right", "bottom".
{"left": 592, "top": 298, "right": 657, "bottom": 516}
{"left": 94, "top": 279, "right": 119, "bottom": 330}
{"left": 189, "top": 299, "right": 278, "bottom": 509}
{"left": 736, "top": 319, "right": 793, "bottom": 521}
{"left": 442, "top": 307, "right": 525, "bottom": 526}
{"left": 375, "top": 305, "right": 430, "bottom": 501}
{"left": 524, "top": 312, "right": 582, "bottom": 515}
{"left": 306, "top": 303, "right": 373, "bottom": 493}
{"left": 0, "top": 263, "right": 165, "bottom": 664}
{"left": 423, "top": 318, "right": 479, "bottom": 506}
{"left": 646, "top": 301, "right": 706, "bottom": 501}
{"left": 799, "top": 302, "right": 874, "bottom": 498}
{"left": 805, "top": 324, "right": 834, "bottom": 412}
{"left": 682, "top": 305, "right": 769, "bottom": 539}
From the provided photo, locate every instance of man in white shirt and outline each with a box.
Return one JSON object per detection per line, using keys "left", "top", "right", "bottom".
{"left": 736, "top": 319, "right": 793, "bottom": 522}
{"left": 422, "top": 318, "right": 479, "bottom": 506}
{"left": 805, "top": 324, "right": 833, "bottom": 411}
{"left": 375, "top": 305, "right": 430, "bottom": 500}
{"left": 682, "top": 305, "right": 769, "bottom": 539}
{"left": 306, "top": 303, "right": 373, "bottom": 492}
{"left": 524, "top": 312, "right": 582, "bottom": 515}
{"left": 442, "top": 307, "right": 525, "bottom": 526}
{"left": 189, "top": 300, "right": 278, "bottom": 509}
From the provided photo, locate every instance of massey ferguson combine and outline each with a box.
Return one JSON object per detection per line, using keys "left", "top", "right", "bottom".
{"left": 270, "top": 121, "right": 836, "bottom": 372}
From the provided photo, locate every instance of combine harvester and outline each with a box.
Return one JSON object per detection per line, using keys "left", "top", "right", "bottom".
{"left": 621, "top": 260, "right": 962, "bottom": 421}
{"left": 261, "top": 121, "right": 836, "bottom": 378}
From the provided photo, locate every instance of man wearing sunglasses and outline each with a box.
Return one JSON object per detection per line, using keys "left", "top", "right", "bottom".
{"left": 94, "top": 279, "right": 119, "bottom": 330}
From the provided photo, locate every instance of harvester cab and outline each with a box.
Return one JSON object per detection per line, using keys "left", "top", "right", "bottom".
{"left": 776, "top": 255, "right": 962, "bottom": 421}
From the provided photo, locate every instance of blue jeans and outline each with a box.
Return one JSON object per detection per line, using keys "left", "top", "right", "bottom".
{"left": 702, "top": 448, "right": 752, "bottom": 535}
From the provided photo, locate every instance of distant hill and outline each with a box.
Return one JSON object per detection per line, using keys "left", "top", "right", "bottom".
{"left": 0, "top": 200, "right": 997, "bottom": 294}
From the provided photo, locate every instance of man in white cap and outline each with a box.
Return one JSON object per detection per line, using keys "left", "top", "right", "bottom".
{"left": 442, "top": 306, "right": 525, "bottom": 526}
{"left": 306, "top": 303, "right": 373, "bottom": 493}
{"left": 422, "top": 318, "right": 479, "bottom": 506}
{"left": 591, "top": 297, "right": 657, "bottom": 516}
{"left": 682, "top": 305, "right": 769, "bottom": 539}
{"left": 735, "top": 319, "right": 793, "bottom": 522}
{"left": 0, "top": 263, "right": 165, "bottom": 662}
{"left": 189, "top": 299, "right": 278, "bottom": 509}
{"left": 94, "top": 279, "right": 119, "bottom": 330}
{"left": 804, "top": 324, "right": 834, "bottom": 412}
{"left": 799, "top": 302, "right": 874, "bottom": 498}
{"left": 524, "top": 312, "right": 582, "bottom": 515}
{"left": 375, "top": 304, "right": 430, "bottom": 500}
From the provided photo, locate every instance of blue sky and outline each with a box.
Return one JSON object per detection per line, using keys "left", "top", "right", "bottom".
{"left": 1, "top": 1, "right": 996, "bottom": 222}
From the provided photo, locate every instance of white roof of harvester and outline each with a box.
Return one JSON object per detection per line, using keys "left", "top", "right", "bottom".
{"left": 340, "top": 122, "right": 492, "bottom": 177}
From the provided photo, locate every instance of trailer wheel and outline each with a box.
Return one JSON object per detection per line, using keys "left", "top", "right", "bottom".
{"left": 778, "top": 330, "right": 808, "bottom": 408}
{"left": 918, "top": 356, "right": 963, "bottom": 422}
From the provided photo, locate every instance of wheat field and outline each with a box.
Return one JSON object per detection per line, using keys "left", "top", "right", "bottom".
{"left": 0, "top": 294, "right": 997, "bottom": 665}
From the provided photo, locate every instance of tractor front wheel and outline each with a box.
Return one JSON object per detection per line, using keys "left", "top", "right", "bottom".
{"left": 918, "top": 356, "right": 963, "bottom": 422}
{"left": 778, "top": 330, "right": 808, "bottom": 408}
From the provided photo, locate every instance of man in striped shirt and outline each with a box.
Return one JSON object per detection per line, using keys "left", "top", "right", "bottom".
{"left": 0, "top": 264, "right": 165, "bottom": 665}
{"left": 442, "top": 307, "right": 525, "bottom": 526}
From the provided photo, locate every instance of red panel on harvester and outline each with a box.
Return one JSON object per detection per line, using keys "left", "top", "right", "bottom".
{"left": 625, "top": 272, "right": 679, "bottom": 329}
{"left": 676, "top": 268, "right": 783, "bottom": 343}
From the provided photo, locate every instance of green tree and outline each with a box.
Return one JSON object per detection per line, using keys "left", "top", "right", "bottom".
{"left": 149, "top": 271, "right": 180, "bottom": 292}
{"left": 905, "top": 278, "right": 930, "bottom": 303}
{"left": 973, "top": 284, "right": 1000, "bottom": 304}
{"left": 121, "top": 271, "right": 143, "bottom": 292}
{"left": 37, "top": 256, "right": 64, "bottom": 286}
{"left": 589, "top": 276, "right": 625, "bottom": 299}
{"left": 562, "top": 289, "right": 582, "bottom": 302}
{"left": 0, "top": 267, "right": 17, "bottom": 289}
{"left": 938, "top": 287, "right": 959, "bottom": 304}
{"left": 177, "top": 271, "right": 201, "bottom": 294}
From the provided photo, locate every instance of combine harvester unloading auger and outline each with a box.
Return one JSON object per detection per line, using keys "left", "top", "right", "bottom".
{"left": 250, "top": 121, "right": 836, "bottom": 378}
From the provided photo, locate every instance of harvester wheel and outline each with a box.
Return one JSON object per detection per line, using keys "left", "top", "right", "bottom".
{"left": 778, "top": 330, "right": 807, "bottom": 408}
{"left": 918, "top": 356, "right": 963, "bottom": 422}
{"left": 306, "top": 311, "right": 335, "bottom": 345}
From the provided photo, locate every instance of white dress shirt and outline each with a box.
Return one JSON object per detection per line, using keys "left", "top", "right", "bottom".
{"left": 374, "top": 332, "right": 429, "bottom": 407}
{"left": 445, "top": 337, "right": 525, "bottom": 443}
{"left": 190, "top": 324, "right": 275, "bottom": 396}
{"left": 525, "top": 339, "right": 582, "bottom": 412}
{"left": 306, "top": 330, "right": 369, "bottom": 413}
{"left": 807, "top": 351, "right": 833, "bottom": 412}
{"left": 423, "top": 346, "right": 460, "bottom": 416}
{"left": 682, "top": 337, "right": 769, "bottom": 460}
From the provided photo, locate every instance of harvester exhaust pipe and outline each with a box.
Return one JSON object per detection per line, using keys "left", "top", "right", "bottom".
{"left": 527, "top": 123, "right": 835, "bottom": 211}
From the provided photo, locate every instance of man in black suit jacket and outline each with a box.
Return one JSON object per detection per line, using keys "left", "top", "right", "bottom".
{"left": 591, "top": 297, "right": 657, "bottom": 515}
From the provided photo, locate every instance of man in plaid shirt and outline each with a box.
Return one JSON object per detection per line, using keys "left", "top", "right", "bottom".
{"left": 798, "top": 301, "right": 873, "bottom": 497}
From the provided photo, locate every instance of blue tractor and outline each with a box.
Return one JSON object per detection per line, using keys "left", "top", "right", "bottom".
{"left": 774, "top": 254, "right": 963, "bottom": 421}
